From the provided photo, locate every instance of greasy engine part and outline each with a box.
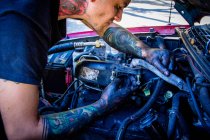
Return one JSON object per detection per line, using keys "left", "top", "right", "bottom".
{"left": 75, "top": 60, "right": 142, "bottom": 87}
{"left": 42, "top": 25, "right": 210, "bottom": 140}
{"left": 131, "top": 59, "right": 189, "bottom": 92}
{"left": 176, "top": 24, "right": 210, "bottom": 81}
{"left": 116, "top": 79, "right": 165, "bottom": 140}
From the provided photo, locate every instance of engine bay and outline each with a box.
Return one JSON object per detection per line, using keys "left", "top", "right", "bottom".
{"left": 41, "top": 24, "right": 210, "bottom": 140}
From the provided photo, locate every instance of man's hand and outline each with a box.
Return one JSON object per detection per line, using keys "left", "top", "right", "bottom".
{"left": 98, "top": 76, "right": 137, "bottom": 112}
{"left": 102, "top": 24, "right": 171, "bottom": 76}
{"left": 142, "top": 48, "right": 170, "bottom": 76}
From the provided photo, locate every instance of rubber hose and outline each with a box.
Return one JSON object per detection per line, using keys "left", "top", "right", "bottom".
{"left": 116, "top": 79, "right": 164, "bottom": 140}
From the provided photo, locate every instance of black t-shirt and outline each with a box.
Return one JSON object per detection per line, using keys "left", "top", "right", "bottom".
{"left": 0, "top": 0, "right": 65, "bottom": 85}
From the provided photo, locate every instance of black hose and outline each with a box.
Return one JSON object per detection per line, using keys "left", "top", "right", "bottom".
{"left": 195, "top": 77, "right": 210, "bottom": 117}
{"left": 70, "top": 84, "right": 84, "bottom": 109}
{"left": 53, "top": 79, "right": 82, "bottom": 105}
{"left": 176, "top": 110, "right": 190, "bottom": 139}
{"left": 48, "top": 42, "right": 75, "bottom": 55}
{"left": 187, "top": 53, "right": 210, "bottom": 117}
{"left": 60, "top": 91, "right": 74, "bottom": 110}
{"left": 198, "top": 87, "right": 210, "bottom": 117}
{"left": 115, "top": 79, "right": 164, "bottom": 140}
{"left": 186, "top": 77, "right": 207, "bottom": 128}
{"left": 187, "top": 54, "right": 210, "bottom": 118}
{"left": 167, "top": 91, "right": 189, "bottom": 139}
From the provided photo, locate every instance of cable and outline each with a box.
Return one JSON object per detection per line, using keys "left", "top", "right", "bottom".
{"left": 70, "top": 84, "right": 84, "bottom": 109}
{"left": 53, "top": 79, "right": 83, "bottom": 105}
{"left": 187, "top": 55, "right": 205, "bottom": 78}
{"left": 186, "top": 77, "right": 207, "bottom": 128}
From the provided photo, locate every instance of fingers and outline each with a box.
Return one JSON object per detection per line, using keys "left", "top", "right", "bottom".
{"left": 115, "top": 76, "right": 130, "bottom": 89}
{"left": 107, "top": 76, "right": 131, "bottom": 91}
{"left": 150, "top": 49, "right": 170, "bottom": 76}
{"left": 112, "top": 77, "right": 121, "bottom": 86}
{"left": 162, "top": 58, "right": 168, "bottom": 67}
{"left": 152, "top": 59, "right": 169, "bottom": 76}
{"left": 161, "top": 51, "right": 170, "bottom": 66}
{"left": 121, "top": 78, "right": 129, "bottom": 88}
{"left": 120, "top": 76, "right": 138, "bottom": 93}
{"left": 105, "top": 78, "right": 121, "bottom": 92}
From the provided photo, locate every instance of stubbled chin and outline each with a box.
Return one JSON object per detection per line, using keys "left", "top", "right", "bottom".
{"left": 92, "top": 21, "right": 113, "bottom": 36}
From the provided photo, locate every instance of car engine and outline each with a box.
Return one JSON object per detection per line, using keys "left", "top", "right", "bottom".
{"left": 41, "top": 24, "right": 210, "bottom": 140}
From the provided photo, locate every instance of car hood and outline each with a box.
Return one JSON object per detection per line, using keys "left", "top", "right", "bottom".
{"left": 173, "top": 0, "right": 210, "bottom": 25}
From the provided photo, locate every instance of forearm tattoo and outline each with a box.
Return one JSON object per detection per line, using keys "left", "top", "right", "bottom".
{"left": 59, "top": 0, "right": 88, "bottom": 16}
{"left": 103, "top": 27, "right": 142, "bottom": 57}
{"left": 42, "top": 99, "right": 106, "bottom": 140}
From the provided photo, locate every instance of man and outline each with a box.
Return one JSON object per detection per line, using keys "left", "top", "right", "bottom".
{"left": 0, "top": 0, "right": 170, "bottom": 139}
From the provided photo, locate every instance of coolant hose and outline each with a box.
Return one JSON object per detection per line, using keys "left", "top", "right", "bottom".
{"left": 115, "top": 79, "right": 164, "bottom": 140}
{"left": 167, "top": 91, "right": 189, "bottom": 139}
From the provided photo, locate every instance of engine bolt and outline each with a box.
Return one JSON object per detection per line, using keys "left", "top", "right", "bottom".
{"left": 110, "top": 71, "right": 115, "bottom": 81}
{"left": 164, "top": 91, "right": 173, "bottom": 100}
{"left": 136, "top": 74, "right": 141, "bottom": 85}
{"left": 189, "top": 38, "right": 195, "bottom": 45}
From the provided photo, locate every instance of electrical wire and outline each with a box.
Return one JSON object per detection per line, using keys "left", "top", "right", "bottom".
{"left": 186, "top": 55, "right": 206, "bottom": 78}
{"left": 53, "top": 79, "right": 83, "bottom": 105}
{"left": 70, "top": 84, "right": 84, "bottom": 109}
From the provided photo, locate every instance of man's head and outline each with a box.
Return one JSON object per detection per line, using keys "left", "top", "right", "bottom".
{"left": 83, "top": 0, "right": 131, "bottom": 34}
{"left": 59, "top": 0, "right": 131, "bottom": 34}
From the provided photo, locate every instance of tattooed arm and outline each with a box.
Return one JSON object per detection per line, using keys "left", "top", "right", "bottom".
{"left": 102, "top": 23, "right": 170, "bottom": 76}
{"left": 57, "top": 0, "right": 170, "bottom": 75}
{"left": 41, "top": 76, "right": 136, "bottom": 139}
{"left": 41, "top": 101, "right": 104, "bottom": 139}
